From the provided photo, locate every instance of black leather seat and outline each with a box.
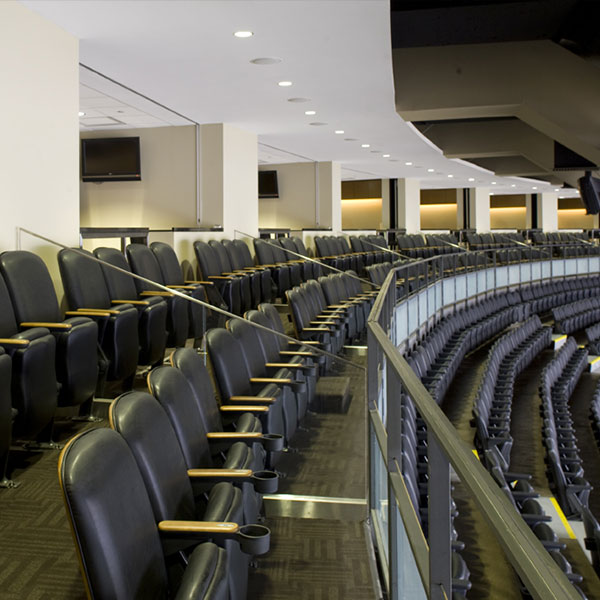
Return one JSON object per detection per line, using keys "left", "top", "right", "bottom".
{"left": 209, "top": 240, "right": 254, "bottom": 313}
{"left": 194, "top": 240, "right": 243, "bottom": 315}
{"left": 109, "top": 390, "right": 270, "bottom": 600}
{"left": 0, "top": 250, "right": 99, "bottom": 414}
{"left": 58, "top": 248, "right": 139, "bottom": 389}
{"left": 150, "top": 241, "right": 214, "bottom": 339}
{"left": 147, "top": 365, "right": 279, "bottom": 523}
{"left": 252, "top": 239, "right": 291, "bottom": 299}
{"left": 0, "top": 272, "right": 57, "bottom": 443}
{"left": 206, "top": 327, "right": 287, "bottom": 448}
{"left": 231, "top": 239, "right": 273, "bottom": 304}
{"left": 59, "top": 427, "right": 233, "bottom": 600}
{"left": 126, "top": 243, "right": 190, "bottom": 347}
{"left": 222, "top": 239, "right": 263, "bottom": 306}
{"left": 93, "top": 247, "right": 168, "bottom": 366}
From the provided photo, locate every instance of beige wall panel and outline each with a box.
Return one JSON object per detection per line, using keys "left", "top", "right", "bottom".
{"left": 420, "top": 204, "right": 457, "bottom": 229}
{"left": 342, "top": 199, "right": 382, "bottom": 229}
{"left": 81, "top": 125, "right": 198, "bottom": 229}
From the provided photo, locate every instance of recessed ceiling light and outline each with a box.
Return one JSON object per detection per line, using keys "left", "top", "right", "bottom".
{"left": 511, "top": 184, "right": 516, "bottom": 187}
{"left": 490, "top": 192, "right": 495, "bottom": 196}
{"left": 278, "top": 81, "right": 292, "bottom": 87}
{"left": 309, "top": 122, "right": 327, "bottom": 126}
{"left": 405, "top": 161, "right": 413, "bottom": 166}
{"left": 361, "top": 144, "right": 370, "bottom": 148}
{"left": 447, "top": 174, "right": 454, "bottom": 178}
{"left": 491, "top": 181, "right": 497, "bottom": 185}
{"left": 532, "top": 186, "right": 538, "bottom": 190}
{"left": 427, "top": 168, "right": 435, "bottom": 172}
{"left": 554, "top": 188, "right": 560, "bottom": 192}
{"left": 78, "top": 111, "right": 86, "bottom": 117}
{"left": 250, "top": 57, "right": 281, "bottom": 65}
{"left": 304, "top": 110, "right": 316, "bottom": 116}
{"left": 383, "top": 154, "right": 390, "bottom": 158}
{"left": 335, "top": 130, "right": 344, "bottom": 134}
{"left": 468, "top": 177, "right": 475, "bottom": 182}
{"left": 234, "top": 31, "right": 253, "bottom": 38}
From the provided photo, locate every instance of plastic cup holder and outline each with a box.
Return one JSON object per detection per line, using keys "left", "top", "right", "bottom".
{"left": 237, "top": 524, "right": 270, "bottom": 555}
{"left": 262, "top": 433, "right": 284, "bottom": 451}
{"left": 251, "top": 470, "right": 279, "bottom": 493}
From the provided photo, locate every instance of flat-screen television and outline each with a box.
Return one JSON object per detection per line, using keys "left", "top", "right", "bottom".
{"left": 259, "top": 170, "right": 279, "bottom": 198}
{"left": 578, "top": 171, "right": 600, "bottom": 214}
{"left": 81, "top": 137, "right": 141, "bottom": 182}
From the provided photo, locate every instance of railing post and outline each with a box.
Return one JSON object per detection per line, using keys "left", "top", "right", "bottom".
{"left": 428, "top": 433, "right": 452, "bottom": 600}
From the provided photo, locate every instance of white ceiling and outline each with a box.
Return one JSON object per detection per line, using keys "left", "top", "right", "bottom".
{"left": 21, "top": 0, "right": 579, "bottom": 197}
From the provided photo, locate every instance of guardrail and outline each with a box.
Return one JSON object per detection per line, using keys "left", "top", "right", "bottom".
{"left": 366, "top": 245, "right": 598, "bottom": 600}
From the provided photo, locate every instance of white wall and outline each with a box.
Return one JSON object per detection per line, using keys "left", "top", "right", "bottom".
{"left": 81, "top": 125, "right": 198, "bottom": 228}
{"left": 0, "top": 2, "right": 79, "bottom": 288}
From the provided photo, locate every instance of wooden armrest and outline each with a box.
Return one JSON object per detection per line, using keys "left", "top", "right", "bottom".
{"left": 158, "top": 520, "right": 238, "bottom": 534}
{"left": 229, "top": 395, "right": 277, "bottom": 403}
{"left": 266, "top": 363, "right": 304, "bottom": 369}
{"left": 78, "top": 307, "right": 121, "bottom": 315}
{"left": 327, "top": 305, "right": 348, "bottom": 309}
{"left": 250, "top": 377, "right": 293, "bottom": 384}
{"left": 289, "top": 340, "right": 320, "bottom": 345}
{"left": 206, "top": 432, "right": 262, "bottom": 440}
{"left": 303, "top": 327, "right": 332, "bottom": 332}
{"left": 185, "top": 280, "right": 214, "bottom": 285}
{"left": 0, "top": 338, "right": 30, "bottom": 346}
{"left": 167, "top": 285, "right": 197, "bottom": 290}
{"left": 112, "top": 299, "right": 150, "bottom": 306}
{"left": 220, "top": 405, "right": 269, "bottom": 412}
{"left": 66, "top": 310, "right": 110, "bottom": 317}
{"left": 188, "top": 468, "right": 253, "bottom": 478}
{"left": 279, "top": 350, "right": 317, "bottom": 357}
{"left": 208, "top": 275, "right": 235, "bottom": 280}
{"left": 310, "top": 320, "right": 336, "bottom": 326}
{"left": 20, "top": 322, "right": 72, "bottom": 330}
{"left": 140, "top": 291, "right": 174, "bottom": 297}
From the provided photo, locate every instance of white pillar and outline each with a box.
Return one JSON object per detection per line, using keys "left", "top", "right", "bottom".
{"left": 398, "top": 178, "right": 420, "bottom": 233}
{"left": 381, "top": 179, "right": 390, "bottom": 229}
{"left": 537, "top": 192, "right": 558, "bottom": 231}
{"left": 470, "top": 187, "right": 490, "bottom": 232}
{"left": 200, "top": 124, "right": 258, "bottom": 238}
{"left": 317, "top": 162, "right": 341, "bottom": 232}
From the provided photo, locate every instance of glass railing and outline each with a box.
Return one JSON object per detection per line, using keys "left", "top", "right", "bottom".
{"left": 366, "top": 244, "right": 599, "bottom": 600}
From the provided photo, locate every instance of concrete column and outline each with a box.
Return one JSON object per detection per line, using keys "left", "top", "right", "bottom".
{"left": 537, "top": 192, "right": 558, "bottom": 231}
{"left": 381, "top": 178, "right": 390, "bottom": 229}
{"left": 317, "top": 161, "right": 341, "bottom": 231}
{"left": 397, "top": 178, "right": 421, "bottom": 233}
{"left": 469, "top": 187, "right": 490, "bottom": 232}
{"left": 200, "top": 123, "right": 258, "bottom": 238}
{"left": 525, "top": 194, "right": 533, "bottom": 229}
{"left": 456, "top": 189, "right": 465, "bottom": 229}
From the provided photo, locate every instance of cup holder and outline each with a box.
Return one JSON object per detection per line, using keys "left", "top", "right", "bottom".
{"left": 251, "top": 470, "right": 279, "bottom": 494}
{"left": 237, "top": 524, "right": 271, "bottom": 555}
{"left": 262, "top": 433, "right": 284, "bottom": 451}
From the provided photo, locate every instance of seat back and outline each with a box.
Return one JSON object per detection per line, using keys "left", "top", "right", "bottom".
{"left": 110, "top": 390, "right": 197, "bottom": 522}
{"left": 0, "top": 348, "right": 11, "bottom": 482}
{"left": 93, "top": 247, "right": 140, "bottom": 299}
{"left": 0, "top": 272, "right": 21, "bottom": 337}
{"left": 126, "top": 244, "right": 166, "bottom": 292}
{"left": 194, "top": 241, "right": 223, "bottom": 278}
{"left": 0, "top": 251, "right": 62, "bottom": 322}
{"left": 150, "top": 242, "right": 185, "bottom": 285}
{"left": 170, "top": 348, "right": 224, "bottom": 434}
{"left": 209, "top": 240, "right": 235, "bottom": 274}
{"left": 146, "top": 366, "right": 214, "bottom": 469}
{"left": 59, "top": 427, "right": 170, "bottom": 600}
{"left": 58, "top": 248, "right": 113, "bottom": 310}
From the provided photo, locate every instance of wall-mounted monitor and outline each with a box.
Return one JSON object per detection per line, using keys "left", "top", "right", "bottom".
{"left": 258, "top": 170, "right": 279, "bottom": 198}
{"left": 578, "top": 171, "right": 600, "bottom": 214}
{"left": 81, "top": 137, "right": 141, "bottom": 182}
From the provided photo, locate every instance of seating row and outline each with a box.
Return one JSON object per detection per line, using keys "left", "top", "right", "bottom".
{"left": 552, "top": 297, "right": 600, "bottom": 334}
{"left": 539, "top": 338, "right": 592, "bottom": 517}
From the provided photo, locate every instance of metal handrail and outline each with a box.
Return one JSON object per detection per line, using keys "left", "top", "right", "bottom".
{"left": 366, "top": 247, "right": 597, "bottom": 599}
